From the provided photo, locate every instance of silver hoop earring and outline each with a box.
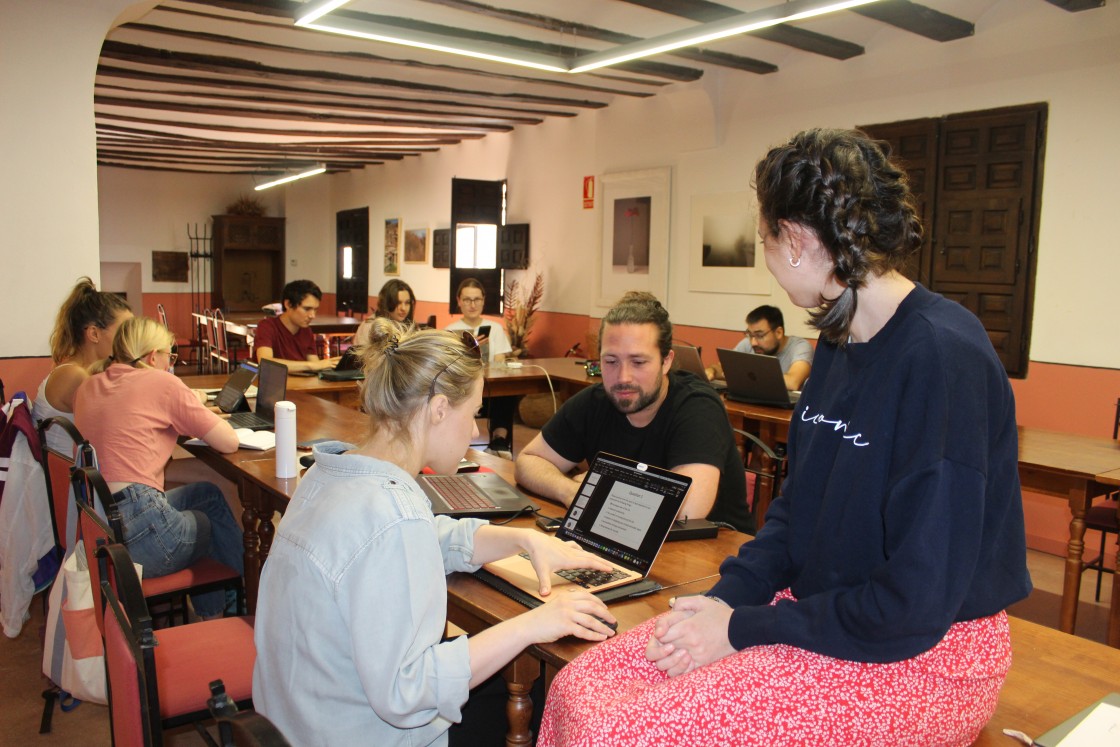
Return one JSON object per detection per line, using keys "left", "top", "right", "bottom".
{"left": 789, "top": 255, "right": 801, "bottom": 268}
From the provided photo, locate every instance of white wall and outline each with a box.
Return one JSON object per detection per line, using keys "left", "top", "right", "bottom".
{"left": 307, "top": 0, "right": 1120, "bottom": 368}
{"left": 97, "top": 168, "right": 283, "bottom": 295}
{"left": 0, "top": 0, "right": 155, "bottom": 357}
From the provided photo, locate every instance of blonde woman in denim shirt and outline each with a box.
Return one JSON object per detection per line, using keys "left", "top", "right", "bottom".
{"left": 253, "top": 319, "right": 616, "bottom": 746}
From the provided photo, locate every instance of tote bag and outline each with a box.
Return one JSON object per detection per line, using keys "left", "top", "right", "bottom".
{"left": 42, "top": 539, "right": 106, "bottom": 705}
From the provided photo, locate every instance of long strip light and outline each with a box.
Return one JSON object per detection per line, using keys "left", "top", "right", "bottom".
{"left": 296, "top": 0, "right": 884, "bottom": 74}
{"left": 254, "top": 164, "right": 327, "bottom": 191}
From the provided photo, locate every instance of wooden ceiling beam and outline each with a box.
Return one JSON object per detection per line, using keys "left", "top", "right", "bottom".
{"left": 96, "top": 65, "right": 585, "bottom": 116}
{"left": 95, "top": 113, "right": 491, "bottom": 140}
{"left": 618, "top": 0, "right": 864, "bottom": 60}
{"left": 100, "top": 41, "right": 622, "bottom": 110}
{"left": 95, "top": 120, "right": 477, "bottom": 142}
{"left": 1043, "top": 0, "right": 1106, "bottom": 10}
{"left": 852, "top": 1, "right": 974, "bottom": 42}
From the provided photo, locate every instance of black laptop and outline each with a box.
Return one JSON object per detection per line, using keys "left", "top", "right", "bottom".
{"left": 318, "top": 347, "right": 364, "bottom": 381}
{"left": 420, "top": 472, "right": 539, "bottom": 518}
{"left": 481, "top": 453, "right": 690, "bottom": 602}
{"left": 228, "top": 358, "right": 287, "bottom": 430}
{"left": 215, "top": 362, "right": 258, "bottom": 414}
{"left": 670, "top": 343, "right": 725, "bottom": 392}
{"left": 717, "top": 347, "right": 799, "bottom": 408}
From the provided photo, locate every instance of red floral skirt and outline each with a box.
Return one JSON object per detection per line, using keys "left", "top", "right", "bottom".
{"left": 538, "top": 592, "right": 1011, "bottom": 747}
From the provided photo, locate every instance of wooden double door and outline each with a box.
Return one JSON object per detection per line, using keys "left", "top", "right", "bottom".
{"left": 863, "top": 104, "right": 1046, "bottom": 377}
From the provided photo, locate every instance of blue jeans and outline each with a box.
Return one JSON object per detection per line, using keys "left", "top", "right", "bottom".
{"left": 112, "top": 481, "right": 244, "bottom": 617}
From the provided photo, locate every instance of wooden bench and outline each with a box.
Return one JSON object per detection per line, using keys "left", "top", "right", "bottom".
{"left": 974, "top": 616, "right": 1120, "bottom": 745}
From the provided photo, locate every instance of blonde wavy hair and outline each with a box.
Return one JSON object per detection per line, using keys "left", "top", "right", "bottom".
{"left": 90, "top": 316, "right": 175, "bottom": 374}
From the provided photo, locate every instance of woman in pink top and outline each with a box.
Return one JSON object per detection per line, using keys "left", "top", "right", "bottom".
{"left": 74, "top": 317, "right": 244, "bottom": 618}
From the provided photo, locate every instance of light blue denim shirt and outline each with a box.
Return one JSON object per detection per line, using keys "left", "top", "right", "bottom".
{"left": 252, "top": 442, "right": 486, "bottom": 746}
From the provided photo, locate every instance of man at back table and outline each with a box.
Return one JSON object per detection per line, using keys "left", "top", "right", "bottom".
{"left": 705, "top": 304, "right": 813, "bottom": 391}
{"left": 253, "top": 279, "right": 337, "bottom": 373}
{"left": 515, "top": 292, "right": 754, "bottom": 534}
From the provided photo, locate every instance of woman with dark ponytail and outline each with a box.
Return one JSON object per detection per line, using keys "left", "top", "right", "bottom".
{"left": 33, "top": 277, "right": 132, "bottom": 451}
{"left": 538, "top": 129, "right": 1031, "bottom": 747}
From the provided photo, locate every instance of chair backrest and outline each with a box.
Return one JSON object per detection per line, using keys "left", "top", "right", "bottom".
{"left": 732, "top": 428, "right": 786, "bottom": 529}
{"left": 37, "top": 416, "right": 94, "bottom": 550}
{"left": 1113, "top": 396, "right": 1119, "bottom": 440}
{"left": 156, "top": 303, "right": 169, "bottom": 328}
{"left": 73, "top": 466, "right": 124, "bottom": 640}
{"left": 98, "top": 542, "right": 159, "bottom": 747}
{"left": 220, "top": 711, "right": 293, "bottom": 747}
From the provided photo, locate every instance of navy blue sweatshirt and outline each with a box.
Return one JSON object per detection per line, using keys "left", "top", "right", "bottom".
{"left": 708, "top": 284, "right": 1032, "bottom": 663}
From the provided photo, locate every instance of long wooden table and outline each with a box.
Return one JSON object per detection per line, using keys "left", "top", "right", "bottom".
{"left": 182, "top": 389, "right": 1120, "bottom": 747}
{"left": 183, "top": 363, "right": 1120, "bottom": 644}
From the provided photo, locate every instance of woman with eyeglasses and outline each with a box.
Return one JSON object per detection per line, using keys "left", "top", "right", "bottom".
{"left": 33, "top": 277, "right": 132, "bottom": 452}
{"left": 445, "top": 277, "right": 518, "bottom": 457}
{"left": 73, "top": 316, "right": 244, "bottom": 619}
{"left": 252, "top": 318, "right": 615, "bottom": 746}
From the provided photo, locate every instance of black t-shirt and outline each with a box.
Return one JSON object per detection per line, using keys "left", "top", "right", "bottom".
{"left": 542, "top": 370, "right": 753, "bottom": 533}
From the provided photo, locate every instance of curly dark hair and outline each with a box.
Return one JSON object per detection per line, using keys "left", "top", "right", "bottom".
{"left": 754, "top": 128, "right": 922, "bottom": 345}
{"left": 376, "top": 279, "right": 416, "bottom": 324}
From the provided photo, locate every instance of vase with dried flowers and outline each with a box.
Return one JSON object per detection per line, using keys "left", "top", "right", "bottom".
{"left": 225, "top": 194, "right": 267, "bottom": 217}
{"left": 503, "top": 272, "right": 544, "bottom": 359}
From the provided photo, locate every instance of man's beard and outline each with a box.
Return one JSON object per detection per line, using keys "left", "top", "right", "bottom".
{"left": 607, "top": 376, "right": 663, "bottom": 415}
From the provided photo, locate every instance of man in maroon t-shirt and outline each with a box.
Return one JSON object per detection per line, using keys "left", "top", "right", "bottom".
{"left": 253, "top": 280, "right": 337, "bottom": 373}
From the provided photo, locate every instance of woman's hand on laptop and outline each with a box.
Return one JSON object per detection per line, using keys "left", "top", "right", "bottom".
{"left": 522, "top": 532, "right": 614, "bottom": 597}
{"left": 520, "top": 589, "right": 616, "bottom": 642}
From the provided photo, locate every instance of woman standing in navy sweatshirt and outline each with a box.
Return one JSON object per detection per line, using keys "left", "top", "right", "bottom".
{"left": 538, "top": 129, "right": 1032, "bottom": 747}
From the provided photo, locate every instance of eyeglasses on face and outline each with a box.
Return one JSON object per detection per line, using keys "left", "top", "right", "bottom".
{"left": 746, "top": 328, "right": 774, "bottom": 341}
{"left": 427, "top": 331, "right": 482, "bottom": 400}
{"left": 131, "top": 350, "right": 177, "bottom": 366}
{"left": 459, "top": 296, "right": 485, "bottom": 306}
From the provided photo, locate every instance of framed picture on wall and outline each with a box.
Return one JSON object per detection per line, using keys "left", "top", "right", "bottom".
{"left": 432, "top": 228, "right": 451, "bottom": 268}
{"left": 687, "top": 191, "right": 770, "bottom": 295}
{"left": 596, "top": 167, "right": 671, "bottom": 308}
{"left": 384, "top": 217, "right": 401, "bottom": 275}
{"left": 404, "top": 227, "right": 428, "bottom": 263}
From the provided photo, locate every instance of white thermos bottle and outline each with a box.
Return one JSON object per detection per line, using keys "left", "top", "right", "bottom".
{"left": 274, "top": 400, "right": 297, "bottom": 478}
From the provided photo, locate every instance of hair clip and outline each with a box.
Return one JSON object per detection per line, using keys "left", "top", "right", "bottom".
{"left": 386, "top": 335, "right": 400, "bottom": 354}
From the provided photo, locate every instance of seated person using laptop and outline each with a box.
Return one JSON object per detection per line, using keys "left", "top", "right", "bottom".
{"left": 515, "top": 292, "right": 753, "bottom": 535}
{"left": 253, "top": 319, "right": 616, "bottom": 746}
{"left": 253, "top": 279, "right": 337, "bottom": 374}
{"left": 73, "top": 316, "right": 244, "bottom": 620}
{"left": 539, "top": 129, "right": 1030, "bottom": 747}
{"left": 705, "top": 304, "right": 813, "bottom": 391}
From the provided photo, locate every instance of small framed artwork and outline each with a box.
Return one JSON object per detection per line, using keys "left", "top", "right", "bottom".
{"left": 152, "top": 251, "right": 188, "bottom": 282}
{"left": 404, "top": 227, "right": 428, "bottom": 263}
{"left": 687, "top": 191, "right": 770, "bottom": 295}
{"left": 384, "top": 218, "right": 401, "bottom": 275}
{"left": 596, "top": 167, "right": 671, "bottom": 308}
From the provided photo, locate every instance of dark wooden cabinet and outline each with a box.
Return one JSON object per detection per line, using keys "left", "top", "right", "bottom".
{"left": 211, "top": 215, "right": 285, "bottom": 312}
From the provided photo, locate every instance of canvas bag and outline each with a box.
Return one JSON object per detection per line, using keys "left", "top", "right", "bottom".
{"left": 42, "top": 539, "right": 107, "bottom": 704}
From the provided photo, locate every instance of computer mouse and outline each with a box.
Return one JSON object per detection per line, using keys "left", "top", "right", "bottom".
{"left": 299, "top": 453, "right": 315, "bottom": 469}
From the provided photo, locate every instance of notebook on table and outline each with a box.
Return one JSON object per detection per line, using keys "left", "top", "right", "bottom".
{"left": 318, "top": 347, "right": 364, "bottom": 381}
{"left": 481, "top": 452, "right": 691, "bottom": 602}
{"left": 717, "top": 347, "right": 800, "bottom": 409}
{"left": 419, "top": 472, "right": 539, "bottom": 518}
{"left": 228, "top": 358, "right": 287, "bottom": 431}
{"left": 215, "top": 362, "right": 259, "bottom": 414}
{"left": 670, "top": 344, "right": 725, "bottom": 392}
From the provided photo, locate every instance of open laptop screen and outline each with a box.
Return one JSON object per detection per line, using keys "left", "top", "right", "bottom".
{"left": 255, "top": 358, "right": 287, "bottom": 419}
{"left": 559, "top": 453, "right": 691, "bottom": 576}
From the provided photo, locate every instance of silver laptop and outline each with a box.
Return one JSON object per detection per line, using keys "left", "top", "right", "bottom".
{"left": 215, "top": 362, "right": 258, "bottom": 414}
{"left": 420, "top": 472, "right": 539, "bottom": 518}
{"left": 717, "top": 347, "right": 800, "bottom": 409}
{"left": 670, "top": 343, "right": 725, "bottom": 391}
{"left": 483, "top": 453, "right": 691, "bottom": 602}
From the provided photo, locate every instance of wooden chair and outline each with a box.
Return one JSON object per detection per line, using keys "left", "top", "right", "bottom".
{"left": 197, "top": 309, "right": 214, "bottom": 375}
{"left": 211, "top": 309, "right": 231, "bottom": 374}
{"left": 732, "top": 428, "right": 787, "bottom": 530}
{"left": 1081, "top": 397, "right": 1120, "bottom": 601}
{"left": 156, "top": 303, "right": 199, "bottom": 369}
{"left": 196, "top": 680, "right": 291, "bottom": 747}
{"left": 71, "top": 466, "right": 245, "bottom": 627}
{"left": 97, "top": 542, "right": 256, "bottom": 746}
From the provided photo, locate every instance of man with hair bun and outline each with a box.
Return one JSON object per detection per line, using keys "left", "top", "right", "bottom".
{"left": 515, "top": 291, "right": 752, "bottom": 534}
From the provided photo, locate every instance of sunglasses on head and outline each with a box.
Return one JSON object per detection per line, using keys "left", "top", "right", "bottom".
{"left": 427, "top": 330, "right": 482, "bottom": 400}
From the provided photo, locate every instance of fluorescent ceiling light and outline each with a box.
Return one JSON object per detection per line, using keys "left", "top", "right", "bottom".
{"left": 255, "top": 164, "right": 327, "bottom": 191}
{"left": 296, "top": 0, "right": 883, "bottom": 74}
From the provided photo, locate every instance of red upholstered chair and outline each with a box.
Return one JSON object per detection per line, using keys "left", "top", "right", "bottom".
{"left": 37, "top": 416, "right": 95, "bottom": 552}
{"left": 1081, "top": 397, "right": 1120, "bottom": 601}
{"left": 97, "top": 542, "right": 256, "bottom": 746}
{"left": 196, "top": 679, "right": 292, "bottom": 747}
{"left": 71, "top": 466, "right": 245, "bottom": 627}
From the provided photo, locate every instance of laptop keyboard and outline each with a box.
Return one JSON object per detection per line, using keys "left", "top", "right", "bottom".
{"left": 517, "top": 553, "right": 632, "bottom": 589}
{"left": 426, "top": 475, "right": 497, "bottom": 510}
{"left": 228, "top": 411, "right": 272, "bottom": 430}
